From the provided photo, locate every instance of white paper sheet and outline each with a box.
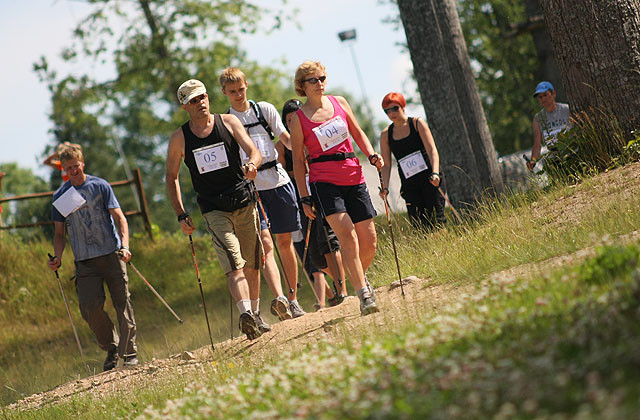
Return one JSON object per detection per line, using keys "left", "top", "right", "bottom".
{"left": 53, "top": 187, "right": 86, "bottom": 217}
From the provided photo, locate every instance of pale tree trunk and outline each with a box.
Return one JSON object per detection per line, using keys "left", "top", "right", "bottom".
{"left": 397, "top": 0, "right": 481, "bottom": 209}
{"left": 523, "top": 0, "right": 566, "bottom": 101}
{"left": 434, "top": 0, "right": 504, "bottom": 195}
{"left": 539, "top": 0, "right": 640, "bottom": 137}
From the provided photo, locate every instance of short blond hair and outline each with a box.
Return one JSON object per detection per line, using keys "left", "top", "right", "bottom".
{"left": 219, "top": 67, "right": 247, "bottom": 89}
{"left": 294, "top": 61, "right": 326, "bottom": 97}
{"left": 58, "top": 144, "right": 84, "bottom": 164}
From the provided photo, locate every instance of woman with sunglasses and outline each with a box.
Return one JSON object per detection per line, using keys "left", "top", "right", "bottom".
{"left": 379, "top": 92, "right": 445, "bottom": 230}
{"left": 289, "top": 60, "right": 382, "bottom": 316}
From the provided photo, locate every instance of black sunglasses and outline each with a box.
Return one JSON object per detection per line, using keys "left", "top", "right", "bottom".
{"left": 303, "top": 75, "right": 327, "bottom": 84}
{"left": 189, "top": 94, "right": 207, "bottom": 105}
{"left": 383, "top": 105, "right": 400, "bottom": 114}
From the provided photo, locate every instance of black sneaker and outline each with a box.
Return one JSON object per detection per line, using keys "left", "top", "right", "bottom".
{"left": 328, "top": 293, "right": 345, "bottom": 307}
{"left": 123, "top": 355, "right": 139, "bottom": 367}
{"left": 255, "top": 312, "right": 272, "bottom": 333}
{"left": 239, "top": 312, "right": 262, "bottom": 340}
{"left": 103, "top": 347, "right": 118, "bottom": 371}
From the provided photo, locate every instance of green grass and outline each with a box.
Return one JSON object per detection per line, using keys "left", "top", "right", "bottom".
{"left": 2, "top": 161, "right": 640, "bottom": 418}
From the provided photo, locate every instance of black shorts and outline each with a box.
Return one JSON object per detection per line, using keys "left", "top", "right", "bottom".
{"left": 310, "top": 182, "right": 376, "bottom": 224}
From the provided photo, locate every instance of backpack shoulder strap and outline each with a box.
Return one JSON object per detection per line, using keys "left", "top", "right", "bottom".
{"left": 249, "top": 100, "right": 275, "bottom": 140}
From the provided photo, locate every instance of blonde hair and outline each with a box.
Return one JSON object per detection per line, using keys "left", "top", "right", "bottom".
{"left": 219, "top": 67, "right": 247, "bottom": 89}
{"left": 294, "top": 61, "right": 326, "bottom": 97}
{"left": 58, "top": 144, "right": 84, "bottom": 164}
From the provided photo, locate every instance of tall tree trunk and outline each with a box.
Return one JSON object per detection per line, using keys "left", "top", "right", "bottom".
{"left": 539, "top": 0, "right": 640, "bottom": 138}
{"left": 434, "top": 0, "right": 504, "bottom": 195}
{"left": 523, "top": 0, "right": 566, "bottom": 101}
{"left": 397, "top": 0, "right": 482, "bottom": 209}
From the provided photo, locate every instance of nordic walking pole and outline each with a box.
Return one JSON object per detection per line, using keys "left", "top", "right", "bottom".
{"left": 48, "top": 253, "right": 91, "bottom": 375}
{"left": 297, "top": 221, "right": 321, "bottom": 305}
{"left": 437, "top": 186, "right": 463, "bottom": 224}
{"left": 188, "top": 235, "right": 215, "bottom": 352}
{"left": 124, "top": 258, "right": 184, "bottom": 323}
{"left": 377, "top": 171, "right": 405, "bottom": 298}
{"left": 254, "top": 190, "right": 295, "bottom": 296}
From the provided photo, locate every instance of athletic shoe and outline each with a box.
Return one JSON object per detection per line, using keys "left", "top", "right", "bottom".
{"left": 328, "top": 293, "right": 345, "bottom": 307}
{"left": 239, "top": 312, "right": 262, "bottom": 340}
{"left": 103, "top": 347, "right": 118, "bottom": 371}
{"left": 270, "top": 296, "right": 292, "bottom": 321}
{"left": 365, "top": 275, "right": 376, "bottom": 301}
{"left": 123, "top": 355, "right": 139, "bottom": 367}
{"left": 360, "top": 297, "right": 380, "bottom": 316}
{"left": 255, "top": 311, "right": 272, "bottom": 333}
{"left": 289, "top": 300, "right": 306, "bottom": 318}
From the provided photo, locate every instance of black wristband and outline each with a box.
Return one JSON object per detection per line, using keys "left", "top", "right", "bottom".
{"left": 300, "top": 196, "right": 313, "bottom": 207}
{"left": 177, "top": 212, "right": 189, "bottom": 222}
{"left": 120, "top": 246, "right": 129, "bottom": 251}
{"left": 430, "top": 172, "right": 440, "bottom": 178}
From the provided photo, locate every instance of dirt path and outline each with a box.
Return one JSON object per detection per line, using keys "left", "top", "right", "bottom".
{"left": 9, "top": 162, "right": 640, "bottom": 412}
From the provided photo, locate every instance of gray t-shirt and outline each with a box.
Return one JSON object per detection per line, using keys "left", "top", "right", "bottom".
{"left": 52, "top": 175, "right": 121, "bottom": 261}
{"left": 535, "top": 102, "right": 571, "bottom": 146}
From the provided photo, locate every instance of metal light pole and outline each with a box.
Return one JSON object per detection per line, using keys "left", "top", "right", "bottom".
{"left": 337, "top": 29, "right": 377, "bottom": 138}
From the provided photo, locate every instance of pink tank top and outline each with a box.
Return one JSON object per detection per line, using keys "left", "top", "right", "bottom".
{"left": 296, "top": 95, "right": 364, "bottom": 186}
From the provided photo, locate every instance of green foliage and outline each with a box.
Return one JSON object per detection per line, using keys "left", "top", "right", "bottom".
{"left": 578, "top": 244, "right": 640, "bottom": 285}
{"left": 541, "top": 108, "right": 631, "bottom": 184}
{"left": 0, "top": 163, "right": 52, "bottom": 239}
{"left": 457, "top": 0, "right": 540, "bottom": 155}
{"left": 35, "top": 0, "right": 295, "bottom": 233}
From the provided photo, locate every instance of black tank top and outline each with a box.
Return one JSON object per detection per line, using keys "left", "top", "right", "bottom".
{"left": 182, "top": 115, "right": 245, "bottom": 213}
{"left": 388, "top": 117, "right": 432, "bottom": 186}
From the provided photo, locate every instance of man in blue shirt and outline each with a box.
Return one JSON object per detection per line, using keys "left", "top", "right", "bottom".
{"left": 47, "top": 145, "right": 138, "bottom": 371}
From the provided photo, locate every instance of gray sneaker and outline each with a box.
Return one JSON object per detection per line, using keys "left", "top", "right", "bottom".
{"left": 289, "top": 300, "right": 306, "bottom": 318}
{"left": 365, "top": 275, "right": 376, "bottom": 301}
{"left": 270, "top": 296, "right": 293, "bottom": 321}
{"left": 255, "top": 311, "right": 272, "bottom": 333}
{"left": 239, "top": 312, "right": 262, "bottom": 340}
{"left": 360, "top": 296, "right": 380, "bottom": 316}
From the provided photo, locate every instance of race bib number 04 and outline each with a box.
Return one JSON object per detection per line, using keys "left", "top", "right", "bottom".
{"left": 193, "top": 142, "right": 229, "bottom": 174}
{"left": 398, "top": 150, "right": 428, "bottom": 179}
{"left": 313, "top": 116, "right": 349, "bottom": 152}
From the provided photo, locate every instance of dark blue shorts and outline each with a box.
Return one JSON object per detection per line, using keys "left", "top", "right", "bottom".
{"left": 258, "top": 181, "right": 302, "bottom": 233}
{"left": 310, "top": 182, "right": 376, "bottom": 224}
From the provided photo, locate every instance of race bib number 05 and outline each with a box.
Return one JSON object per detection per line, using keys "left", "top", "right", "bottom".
{"left": 312, "top": 116, "right": 349, "bottom": 152}
{"left": 193, "top": 142, "right": 229, "bottom": 174}
{"left": 398, "top": 150, "right": 428, "bottom": 179}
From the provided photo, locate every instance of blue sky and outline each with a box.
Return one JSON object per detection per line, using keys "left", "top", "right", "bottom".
{"left": 0, "top": 0, "right": 419, "bottom": 179}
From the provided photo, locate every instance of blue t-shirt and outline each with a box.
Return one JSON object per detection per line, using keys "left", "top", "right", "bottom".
{"left": 52, "top": 175, "right": 122, "bottom": 261}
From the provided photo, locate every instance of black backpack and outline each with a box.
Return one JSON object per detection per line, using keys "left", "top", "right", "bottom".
{"left": 227, "top": 100, "right": 274, "bottom": 140}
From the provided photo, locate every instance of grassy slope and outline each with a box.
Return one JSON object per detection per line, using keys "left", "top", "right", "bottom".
{"left": 2, "top": 162, "right": 640, "bottom": 418}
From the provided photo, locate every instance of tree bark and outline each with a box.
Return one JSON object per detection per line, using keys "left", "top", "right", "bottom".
{"left": 523, "top": 0, "right": 566, "bottom": 101}
{"left": 539, "top": 0, "right": 640, "bottom": 138}
{"left": 434, "top": 0, "right": 504, "bottom": 195}
{"left": 397, "top": 0, "right": 482, "bottom": 209}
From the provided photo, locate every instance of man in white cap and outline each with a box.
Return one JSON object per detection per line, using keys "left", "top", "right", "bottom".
{"left": 527, "top": 81, "right": 571, "bottom": 171}
{"left": 166, "top": 79, "right": 266, "bottom": 340}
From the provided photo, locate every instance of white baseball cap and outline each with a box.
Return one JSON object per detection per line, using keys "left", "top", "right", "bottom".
{"left": 177, "top": 79, "right": 207, "bottom": 105}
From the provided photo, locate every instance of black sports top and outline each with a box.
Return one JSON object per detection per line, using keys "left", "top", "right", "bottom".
{"left": 388, "top": 117, "right": 432, "bottom": 186}
{"left": 182, "top": 115, "right": 246, "bottom": 213}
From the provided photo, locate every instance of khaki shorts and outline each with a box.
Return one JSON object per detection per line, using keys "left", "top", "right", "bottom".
{"left": 202, "top": 204, "right": 263, "bottom": 274}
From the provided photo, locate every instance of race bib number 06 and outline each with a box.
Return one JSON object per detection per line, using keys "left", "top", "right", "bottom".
{"left": 313, "top": 116, "right": 349, "bottom": 152}
{"left": 398, "top": 150, "right": 428, "bottom": 179}
{"left": 193, "top": 142, "right": 229, "bottom": 174}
